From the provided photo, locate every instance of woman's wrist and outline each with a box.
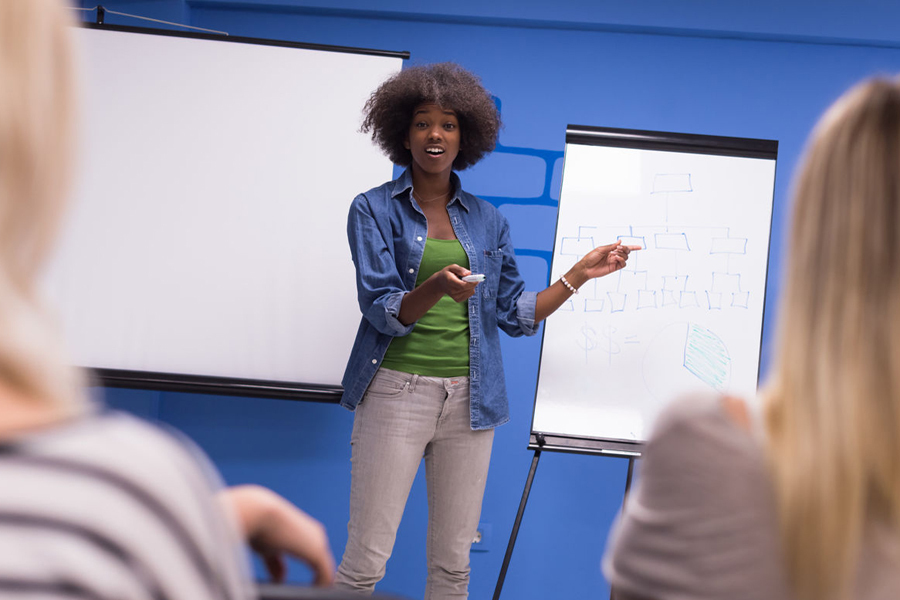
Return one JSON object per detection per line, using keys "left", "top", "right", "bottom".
{"left": 559, "top": 275, "right": 579, "bottom": 294}
{"left": 562, "top": 264, "right": 589, "bottom": 290}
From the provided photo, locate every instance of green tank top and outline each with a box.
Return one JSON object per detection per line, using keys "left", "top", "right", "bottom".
{"left": 380, "top": 238, "right": 470, "bottom": 377}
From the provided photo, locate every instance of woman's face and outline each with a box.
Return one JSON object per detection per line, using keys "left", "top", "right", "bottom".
{"left": 404, "top": 103, "right": 460, "bottom": 177}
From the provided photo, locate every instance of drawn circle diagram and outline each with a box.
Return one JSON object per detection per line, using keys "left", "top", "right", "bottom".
{"left": 642, "top": 322, "right": 732, "bottom": 403}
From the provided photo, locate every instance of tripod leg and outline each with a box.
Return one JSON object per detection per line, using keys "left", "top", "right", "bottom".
{"left": 609, "top": 456, "right": 637, "bottom": 600}
{"left": 492, "top": 449, "right": 542, "bottom": 600}
{"left": 624, "top": 456, "right": 635, "bottom": 498}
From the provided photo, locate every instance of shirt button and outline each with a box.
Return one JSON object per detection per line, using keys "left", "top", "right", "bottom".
{"left": 409, "top": 268, "right": 414, "bottom": 274}
{"left": 417, "top": 236, "right": 423, "bottom": 241}
{"left": 371, "top": 359, "right": 377, "bottom": 364}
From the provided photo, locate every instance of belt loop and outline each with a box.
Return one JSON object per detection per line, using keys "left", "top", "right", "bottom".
{"left": 409, "top": 373, "right": 418, "bottom": 394}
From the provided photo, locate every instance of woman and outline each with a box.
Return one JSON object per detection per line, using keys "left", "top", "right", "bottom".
{"left": 603, "top": 78, "right": 900, "bottom": 600}
{"left": 0, "top": 1, "right": 334, "bottom": 597}
{"left": 337, "top": 63, "right": 638, "bottom": 599}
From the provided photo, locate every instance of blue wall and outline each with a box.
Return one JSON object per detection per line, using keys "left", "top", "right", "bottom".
{"left": 78, "top": 1, "right": 900, "bottom": 598}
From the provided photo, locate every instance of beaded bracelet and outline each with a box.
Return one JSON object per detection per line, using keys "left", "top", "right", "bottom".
{"left": 560, "top": 275, "right": 578, "bottom": 294}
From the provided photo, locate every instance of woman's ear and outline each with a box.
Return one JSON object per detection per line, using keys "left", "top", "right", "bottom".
{"left": 403, "top": 136, "right": 410, "bottom": 150}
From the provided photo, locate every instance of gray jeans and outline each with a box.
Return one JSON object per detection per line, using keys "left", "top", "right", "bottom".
{"left": 334, "top": 368, "right": 494, "bottom": 600}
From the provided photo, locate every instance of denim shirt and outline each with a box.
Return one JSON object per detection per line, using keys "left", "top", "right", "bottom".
{"left": 340, "top": 168, "right": 538, "bottom": 430}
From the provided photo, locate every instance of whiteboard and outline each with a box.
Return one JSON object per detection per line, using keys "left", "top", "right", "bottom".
{"left": 40, "top": 25, "right": 404, "bottom": 399}
{"left": 531, "top": 127, "right": 777, "bottom": 451}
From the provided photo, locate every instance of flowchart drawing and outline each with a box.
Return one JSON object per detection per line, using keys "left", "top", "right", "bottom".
{"left": 585, "top": 298, "right": 605, "bottom": 312}
{"left": 618, "top": 270, "right": 649, "bottom": 293}
{"left": 732, "top": 291, "right": 750, "bottom": 308}
{"left": 637, "top": 289, "right": 657, "bottom": 309}
{"left": 556, "top": 219, "right": 754, "bottom": 316}
{"left": 608, "top": 291, "right": 627, "bottom": 312}
{"left": 679, "top": 291, "right": 700, "bottom": 308}
{"left": 655, "top": 232, "right": 690, "bottom": 251}
{"left": 561, "top": 236, "right": 594, "bottom": 256}
{"left": 661, "top": 277, "right": 687, "bottom": 291}
{"left": 618, "top": 235, "right": 646, "bottom": 249}
{"left": 533, "top": 136, "right": 776, "bottom": 447}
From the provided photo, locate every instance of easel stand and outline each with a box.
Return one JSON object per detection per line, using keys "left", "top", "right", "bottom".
{"left": 492, "top": 434, "right": 639, "bottom": 600}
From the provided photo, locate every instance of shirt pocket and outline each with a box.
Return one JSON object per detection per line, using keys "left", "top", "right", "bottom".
{"left": 482, "top": 249, "right": 503, "bottom": 300}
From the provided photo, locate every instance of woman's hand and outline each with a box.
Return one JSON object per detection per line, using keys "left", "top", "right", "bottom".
{"left": 534, "top": 241, "right": 640, "bottom": 322}
{"left": 578, "top": 241, "right": 640, "bottom": 280}
{"left": 433, "top": 264, "right": 480, "bottom": 302}
{"left": 220, "top": 485, "right": 336, "bottom": 585}
{"left": 397, "top": 263, "right": 479, "bottom": 324}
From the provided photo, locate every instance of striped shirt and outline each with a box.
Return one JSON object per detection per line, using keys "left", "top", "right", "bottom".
{"left": 0, "top": 410, "right": 252, "bottom": 600}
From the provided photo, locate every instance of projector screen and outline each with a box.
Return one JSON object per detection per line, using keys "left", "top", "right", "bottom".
{"left": 531, "top": 126, "right": 777, "bottom": 453}
{"left": 41, "top": 25, "right": 405, "bottom": 400}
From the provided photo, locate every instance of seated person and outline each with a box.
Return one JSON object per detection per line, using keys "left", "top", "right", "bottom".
{"left": 0, "top": 1, "right": 334, "bottom": 597}
{"left": 603, "top": 76, "right": 900, "bottom": 600}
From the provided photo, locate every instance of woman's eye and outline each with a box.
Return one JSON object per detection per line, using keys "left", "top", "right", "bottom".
{"left": 444, "top": 123, "right": 456, "bottom": 130}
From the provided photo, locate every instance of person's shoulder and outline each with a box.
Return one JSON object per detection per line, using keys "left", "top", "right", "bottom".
{"left": 651, "top": 391, "right": 751, "bottom": 438}
{"left": 83, "top": 410, "right": 199, "bottom": 453}
{"left": 458, "top": 186, "right": 498, "bottom": 211}
{"left": 357, "top": 178, "right": 398, "bottom": 200}
{"left": 605, "top": 393, "right": 784, "bottom": 600}
{"left": 26, "top": 410, "right": 223, "bottom": 492}
{"left": 456, "top": 187, "right": 507, "bottom": 232}
{"left": 2, "top": 412, "right": 247, "bottom": 600}
{"left": 645, "top": 391, "right": 762, "bottom": 469}
{"left": 28, "top": 409, "right": 233, "bottom": 539}
{"left": 356, "top": 169, "right": 410, "bottom": 201}
{"left": 350, "top": 175, "right": 409, "bottom": 218}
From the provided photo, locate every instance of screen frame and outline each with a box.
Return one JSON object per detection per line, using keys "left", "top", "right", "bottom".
{"left": 529, "top": 125, "right": 778, "bottom": 454}
{"left": 70, "top": 23, "right": 408, "bottom": 402}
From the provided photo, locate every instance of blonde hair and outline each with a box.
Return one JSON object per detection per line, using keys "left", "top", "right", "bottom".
{"left": 765, "top": 77, "right": 900, "bottom": 600}
{"left": 0, "top": 0, "right": 86, "bottom": 411}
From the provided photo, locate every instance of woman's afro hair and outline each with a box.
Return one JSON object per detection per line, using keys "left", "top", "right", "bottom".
{"left": 361, "top": 63, "right": 501, "bottom": 171}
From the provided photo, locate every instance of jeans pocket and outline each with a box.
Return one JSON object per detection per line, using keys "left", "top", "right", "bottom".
{"left": 363, "top": 368, "right": 410, "bottom": 402}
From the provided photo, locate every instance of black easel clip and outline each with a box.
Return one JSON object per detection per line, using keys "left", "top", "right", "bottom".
{"left": 97, "top": 5, "right": 106, "bottom": 25}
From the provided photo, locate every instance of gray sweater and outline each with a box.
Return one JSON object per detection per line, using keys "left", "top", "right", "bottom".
{"left": 602, "top": 394, "right": 900, "bottom": 600}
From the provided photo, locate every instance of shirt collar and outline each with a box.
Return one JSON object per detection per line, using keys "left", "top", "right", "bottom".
{"left": 391, "top": 167, "right": 469, "bottom": 212}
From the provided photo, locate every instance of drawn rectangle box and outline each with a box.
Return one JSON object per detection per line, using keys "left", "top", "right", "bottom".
{"left": 652, "top": 173, "right": 692, "bottom": 193}
{"left": 618, "top": 235, "right": 644, "bottom": 248}
{"left": 710, "top": 237, "right": 747, "bottom": 254}
{"left": 584, "top": 298, "right": 605, "bottom": 312}
{"left": 560, "top": 237, "right": 594, "bottom": 255}
{"left": 655, "top": 232, "right": 690, "bottom": 251}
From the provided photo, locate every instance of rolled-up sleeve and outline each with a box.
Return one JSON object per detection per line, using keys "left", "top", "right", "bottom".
{"left": 514, "top": 291, "right": 538, "bottom": 336}
{"left": 347, "top": 195, "right": 415, "bottom": 337}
